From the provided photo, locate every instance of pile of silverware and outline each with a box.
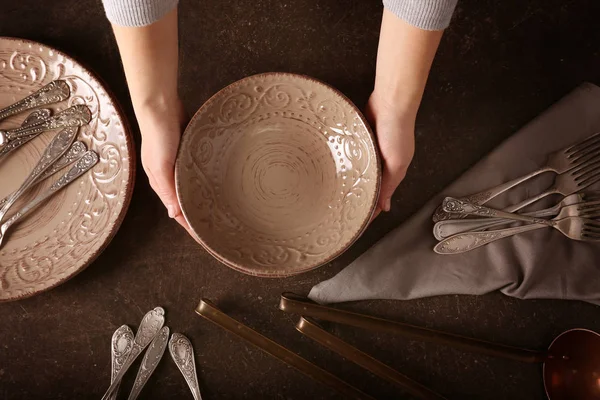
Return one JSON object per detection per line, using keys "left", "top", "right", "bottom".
{"left": 102, "top": 307, "right": 203, "bottom": 400}
{"left": 0, "top": 80, "right": 98, "bottom": 247}
{"left": 432, "top": 132, "right": 600, "bottom": 254}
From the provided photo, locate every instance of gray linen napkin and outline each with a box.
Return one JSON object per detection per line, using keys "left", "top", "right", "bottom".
{"left": 309, "top": 83, "right": 600, "bottom": 305}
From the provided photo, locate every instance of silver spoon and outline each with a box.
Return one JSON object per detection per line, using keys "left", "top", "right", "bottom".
{"left": 0, "top": 141, "right": 87, "bottom": 209}
{"left": 0, "top": 104, "right": 90, "bottom": 148}
{"left": 0, "top": 80, "right": 70, "bottom": 122}
{"left": 0, "top": 150, "right": 99, "bottom": 249}
{"left": 109, "top": 325, "right": 134, "bottom": 400}
{"left": 101, "top": 307, "right": 166, "bottom": 400}
{"left": 128, "top": 326, "right": 170, "bottom": 400}
{"left": 0, "top": 126, "right": 79, "bottom": 224}
{"left": 169, "top": 333, "right": 203, "bottom": 400}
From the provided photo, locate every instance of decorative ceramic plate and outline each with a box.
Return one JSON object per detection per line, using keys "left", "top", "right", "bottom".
{"left": 176, "top": 73, "right": 380, "bottom": 277}
{"left": 0, "top": 38, "right": 134, "bottom": 301}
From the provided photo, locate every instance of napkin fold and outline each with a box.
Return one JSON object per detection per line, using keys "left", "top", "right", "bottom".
{"left": 310, "top": 83, "right": 600, "bottom": 305}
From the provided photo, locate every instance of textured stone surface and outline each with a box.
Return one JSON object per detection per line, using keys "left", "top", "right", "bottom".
{"left": 0, "top": 0, "right": 599, "bottom": 399}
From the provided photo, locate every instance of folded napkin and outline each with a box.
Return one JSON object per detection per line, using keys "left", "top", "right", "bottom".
{"left": 310, "top": 83, "right": 600, "bottom": 305}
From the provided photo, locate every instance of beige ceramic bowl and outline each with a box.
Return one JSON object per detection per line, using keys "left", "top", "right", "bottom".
{"left": 176, "top": 73, "right": 380, "bottom": 277}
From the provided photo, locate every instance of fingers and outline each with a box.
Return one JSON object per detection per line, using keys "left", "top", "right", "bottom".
{"left": 143, "top": 159, "right": 182, "bottom": 219}
{"left": 378, "top": 162, "right": 408, "bottom": 212}
{"left": 369, "top": 206, "right": 382, "bottom": 223}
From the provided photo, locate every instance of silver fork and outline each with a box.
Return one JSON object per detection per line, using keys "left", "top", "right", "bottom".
{"left": 504, "top": 159, "right": 600, "bottom": 212}
{"left": 434, "top": 215, "right": 600, "bottom": 254}
{"left": 433, "top": 132, "right": 600, "bottom": 222}
{"left": 433, "top": 192, "right": 600, "bottom": 240}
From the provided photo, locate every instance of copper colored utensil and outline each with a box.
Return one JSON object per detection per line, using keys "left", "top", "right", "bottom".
{"left": 296, "top": 317, "right": 447, "bottom": 400}
{"left": 195, "top": 299, "right": 374, "bottom": 400}
{"left": 280, "top": 293, "right": 600, "bottom": 400}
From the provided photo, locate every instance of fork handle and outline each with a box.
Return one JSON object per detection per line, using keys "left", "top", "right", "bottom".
{"left": 442, "top": 197, "right": 553, "bottom": 225}
{"left": 433, "top": 205, "right": 559, "bottom": 240}
{"left": 432, "top": 167, "right": 553, "bottom": 222}
{"left": 434, "top": 224, "right": 546, "bottom": 254}
{"left": 461, "top": 167, "right": 552, "bottom": 205}
{"left": 505, "top": 188, "right": 556, "bottom": 213}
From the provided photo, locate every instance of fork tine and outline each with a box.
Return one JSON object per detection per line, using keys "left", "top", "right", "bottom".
{"left": 580, "top": 211, "right": 600, "bottom": 219}
{"left": 572, "top": 160, "right": 600, "bottom": 178}
{"left": 582, "top": 233, "right": 600, "bottom": 241}
{"left": 568, "top": 145, "right": 600, "bottom": 163}
{"left": 578, "top": 171, "right": 600, "bottom": 187}
{"left": 582, "top": 191, "right": 600, "bottom": 201}
{"left": 577, "top": 199, "right": 600, "bottom": 208}
{"left": 583, "top": 220, "right": 600, "bottom": 230}
{"left": 565, "top": 132, "right": 600, "bottom": 154}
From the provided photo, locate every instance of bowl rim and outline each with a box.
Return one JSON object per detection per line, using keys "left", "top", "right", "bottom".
{"left": 175, "top": 71, "right": 381, "bottom": 278}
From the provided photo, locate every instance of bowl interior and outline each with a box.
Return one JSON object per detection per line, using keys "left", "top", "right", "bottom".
{"left": 176, "top": 73, "right": 380, "bottom": 276}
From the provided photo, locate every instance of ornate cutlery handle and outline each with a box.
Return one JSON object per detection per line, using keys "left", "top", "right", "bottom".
{"left": 0, "top": 141, "right": 87, "bottom": 209}
{"left": 0, "top": 109, "right": 52, "bottom": 160}
{"left": 101, "top": 307, "right": 166, "bottom": 400}
{"left": 109, "top": 325, "right": 134, "bottom": 400}
{"left": 442, "top": 197, "right": 553, "bottom": 226}
{"left": 128, "top": 327, "right": 170, "bottom": 400}
{"left": 433, "top": 205, "right": 560, "bottom": 240}
{"left": 432, "top": 167, "right": 555, "bottom": 222}
{"left": 0, "top": 151, "right": 99, "bottom": 237}
{"left": 37, "top": 141, "right": 87, "bottom": 182}
{"left": 169, "top": 333, "right": 203, "bottom": 400}
{"left": 0, "top": 127, "right": 79, "bottom": 222}
{"left": 1, "top": 105, "right": 91, "bottom": 145}
{"left": 434, "top": 224, "right": 546, "bottom": 254}
{"left": 0, "top": 80, "right": 70, "bottom": 121}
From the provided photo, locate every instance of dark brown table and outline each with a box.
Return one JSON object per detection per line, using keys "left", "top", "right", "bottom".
{"left": 1, "top": 1, "right": 600, "bottom": 399}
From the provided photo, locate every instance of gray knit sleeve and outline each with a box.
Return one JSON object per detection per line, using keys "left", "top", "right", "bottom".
{"left": 383, "top": 0, "right": 458, "bottom": 30}
{"left": 101, "top": 0, "right": 178, "bottom": 27}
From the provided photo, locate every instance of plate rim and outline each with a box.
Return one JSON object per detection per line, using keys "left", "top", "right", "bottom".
{"left": 0, "top": 36, "right": 136, "bottom": 302}
{"left": 175, "top": 71, "right": 381, "bottom": 277}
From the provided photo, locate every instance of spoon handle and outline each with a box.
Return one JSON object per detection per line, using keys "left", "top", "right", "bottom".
{"left": 4, "top": 105, "right": 91, "bottom": 141}
{"left": 0, "top": 109, "right": 52, "bottom": 159}
{"left": 169, "top": 333, "right": 203, "bottom": 400}
{"left": 109, "top": 325, "right": 134, "bottom": 400}
{"left": 0, "top": 151, "right": 99, "bottom": 240}
{"left": 0, "top": 126, "right": 78, "bottom": 214}
{"left": 128, "top": 327, "right": 170, "bottom": 400}
{"left": 0, "top": 80, "right": 70, "bottom": 121}
{"left": 0, "top": 141, "right": 87, "bottom": 209}
{"left": 101, "top": 307, "right": 166, "bottom": 400}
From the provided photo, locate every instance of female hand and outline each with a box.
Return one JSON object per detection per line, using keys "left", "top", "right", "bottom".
{"left": 366, "top": 90, "right": 416, "bottom": 214}
{"left": 369, "top": 8, "right": 444, "bottom": 217}
{"left": 137, "top": 98, "right": 190, "bottom": 231}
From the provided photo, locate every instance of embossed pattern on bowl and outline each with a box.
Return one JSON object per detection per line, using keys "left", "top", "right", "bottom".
{"left": 176, "top": 73, "right": 380, "bottom": 277}
{"left": 0, "top": 38, "right": 134, "bottom": 301}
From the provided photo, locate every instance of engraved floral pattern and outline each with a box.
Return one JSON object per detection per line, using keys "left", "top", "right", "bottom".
{"left": 0, "top": 39, "right": 134, "bottom": 301}
{"left": 176, "top": 73, "right": 380, "bottom": 276}
{"left": 169, "top": 333, "right": 201, "bottom": 395}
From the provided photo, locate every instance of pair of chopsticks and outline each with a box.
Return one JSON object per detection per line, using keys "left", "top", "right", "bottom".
{"left": 196, "top": 294, "right": 450, "bottom": 399}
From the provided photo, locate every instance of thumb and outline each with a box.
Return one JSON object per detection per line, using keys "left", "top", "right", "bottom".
{"left": 379, "top": 164, "right": 407, "bottom": 212}
{"left": 144, "top": 161, "right": 182, "bottom": 219}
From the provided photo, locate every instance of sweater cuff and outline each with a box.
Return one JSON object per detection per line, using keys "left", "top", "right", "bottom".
{"left": 102, "top": 0, "right": 178, "bottom": 27}
{"left": 383, "top": 0, "right": 458, "bottom": 31}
